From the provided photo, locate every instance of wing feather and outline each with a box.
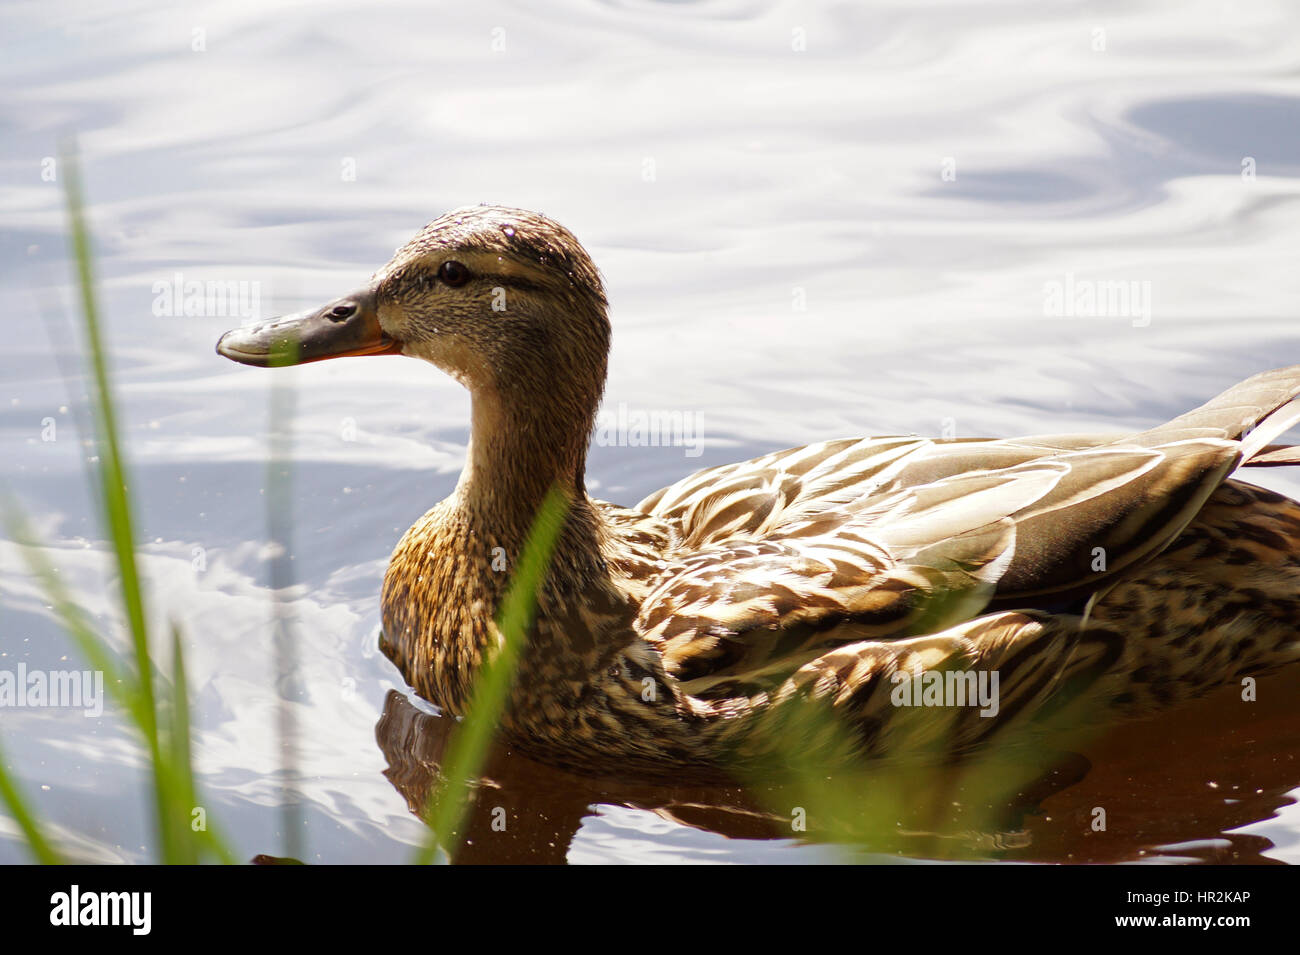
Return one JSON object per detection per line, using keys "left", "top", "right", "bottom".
{"left": 629, "top": 366, "right": 1300, "bottom": 700}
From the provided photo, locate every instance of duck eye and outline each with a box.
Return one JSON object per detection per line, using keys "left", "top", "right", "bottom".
{"left": 438, "top": 260, "right": 470, "bottom": 288}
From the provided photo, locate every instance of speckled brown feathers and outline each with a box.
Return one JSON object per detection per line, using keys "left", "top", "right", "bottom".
{"left": 350, "top": 207, "right": 1300, "bottom": 777}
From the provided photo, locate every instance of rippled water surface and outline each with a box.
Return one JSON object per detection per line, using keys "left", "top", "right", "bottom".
{"left": 3, "top": 0, "right": 1300, "bottom": 863}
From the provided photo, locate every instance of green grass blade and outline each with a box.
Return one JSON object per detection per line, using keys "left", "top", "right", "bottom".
{"left": 267, "top": 334, "right": 304, "bottom": 862}
{"left": 0, "top": 739, "right": 65, "bottom": 865}
{"left": 413, "top": 485, "right": 570, "bottom": 864}
{"left": 163, "top": 623, "right": 238, "bottom": 865}
{"left": 60, "top": 144, "right": 156, "bottom": 731}
{"left": 165, "top": 624, "right": 199, "bottom": 864}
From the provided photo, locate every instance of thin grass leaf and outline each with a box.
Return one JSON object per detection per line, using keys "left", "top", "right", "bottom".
{"left": 414, "top": 485, "right": 570, "bottom": 864}
{"left": 163, "top": 625, "right": 237, "bottom": 863}
{"left": 0, "top": 740, "right": 64, "bottom": 865}
{"left": 60, "top": 143, "right": 157, "bottom": 729}
{"left": 267, "top": 334, "right": 304, "bottom": 861}
{"left": 164, "top": 624, "right": 198, "bottom": 864}
{"left": 160, "top": 625, "right": 238, "bottom": 866}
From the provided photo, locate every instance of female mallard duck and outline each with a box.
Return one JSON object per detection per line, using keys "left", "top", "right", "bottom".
{"left": 217, "top": 205, "right": 1300, "bottom": 778}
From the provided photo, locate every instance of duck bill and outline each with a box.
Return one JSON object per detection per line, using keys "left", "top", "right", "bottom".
{"left": 215, "top": 287, "right": 401, "bottom": 367}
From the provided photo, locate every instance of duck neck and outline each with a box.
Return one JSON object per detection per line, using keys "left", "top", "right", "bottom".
{"left": 453, "top": 382, "right": 600, "bottom": 555}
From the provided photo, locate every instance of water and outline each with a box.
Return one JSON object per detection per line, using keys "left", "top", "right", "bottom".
{"left": 2, "top": 0, "right": 1300, "bottom": 863}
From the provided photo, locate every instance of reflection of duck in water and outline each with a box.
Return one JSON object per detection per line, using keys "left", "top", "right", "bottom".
{"left": 374, "top": 681, "right": 1300, "bottom": 864}
{"left": 219, "top": 205, "right": 1300, "bottom": 778}
{"left": 373, "top": 690, "right": 1067, "bottom": 863}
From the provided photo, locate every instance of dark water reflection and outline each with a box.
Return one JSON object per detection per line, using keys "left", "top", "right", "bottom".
{"left": 375, "top": 657, "right": 1300, "bottom": 865}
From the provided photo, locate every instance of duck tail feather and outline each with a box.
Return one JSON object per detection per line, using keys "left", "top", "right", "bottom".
{"left": 1240, "top": 396, "right": 1300, "bottom": 464}
{"left": 1242, "top": 443, "right": 1300, "bottom": 467}
{"left": 1132, "top": 366, "right": 1300, "bottom": 458}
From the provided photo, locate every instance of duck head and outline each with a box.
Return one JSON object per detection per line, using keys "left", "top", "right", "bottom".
{"left": 217, "top": 205, "right": 611, "bottom": 501}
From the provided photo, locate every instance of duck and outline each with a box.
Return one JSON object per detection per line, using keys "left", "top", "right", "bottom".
{"left": 217, "top": 205, "right": 1300, "bottom": 779}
